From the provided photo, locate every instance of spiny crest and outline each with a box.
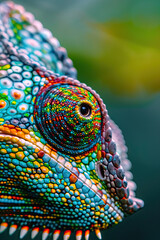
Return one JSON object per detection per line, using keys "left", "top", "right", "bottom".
{"left": 0, "top": 223, "right": 101, "bottom": 240}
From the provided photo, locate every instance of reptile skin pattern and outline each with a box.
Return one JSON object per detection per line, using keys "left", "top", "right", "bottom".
{"left": 0, "top": 2, "right": 144, "bottom": 240}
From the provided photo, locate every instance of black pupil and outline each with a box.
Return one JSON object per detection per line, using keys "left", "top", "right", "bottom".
{"left": 80, "top": 103, "right": 91, "bottom": 117}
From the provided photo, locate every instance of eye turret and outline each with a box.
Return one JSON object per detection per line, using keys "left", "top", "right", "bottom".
{"left": 34, "top": 81, "right": 102, "bottom": 155}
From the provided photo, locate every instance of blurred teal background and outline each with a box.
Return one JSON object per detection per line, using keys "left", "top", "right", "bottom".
{"left": 0, "top": 0, "right": 160, "bottom": 239}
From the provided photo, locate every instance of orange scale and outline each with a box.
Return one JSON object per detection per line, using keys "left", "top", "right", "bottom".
{"left": 0, "top": 100, "right": 6, "bottom": 108}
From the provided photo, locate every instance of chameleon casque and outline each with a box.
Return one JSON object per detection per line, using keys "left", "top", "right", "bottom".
{"left": 0, "top": 1, "right": 144, "bottom": 240}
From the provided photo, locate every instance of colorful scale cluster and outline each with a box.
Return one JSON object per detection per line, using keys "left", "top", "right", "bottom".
{"left": 0, "top": 0, "right": 77, "bottom": 78}
{"left": 0, "top": 124, "right": 123, "bottom": 230}
{"left": 0, "top": 56, "right": 40, "bottom": 125}
{"left": 0, "top": 2, "right": 144, "bottom": 240}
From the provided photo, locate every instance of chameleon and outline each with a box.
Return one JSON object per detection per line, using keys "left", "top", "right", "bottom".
{"left": 0, "top": 1, "right": 144, "bottom": 240}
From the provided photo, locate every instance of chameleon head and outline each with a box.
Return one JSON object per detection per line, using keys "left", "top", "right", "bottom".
{"left": 0, "top": 1, "right": 144, "bottom": 239}
{"left": 32, "top": 75, "right": 144, "bottom": 230}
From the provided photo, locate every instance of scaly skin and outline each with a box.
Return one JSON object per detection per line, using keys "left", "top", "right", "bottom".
{"left": 0, "top": 1, "right": 144, "bottom": 240}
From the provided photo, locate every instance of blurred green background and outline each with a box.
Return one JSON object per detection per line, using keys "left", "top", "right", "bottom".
{"left": 0, "top": 0, "right": 160, "bottom": 240}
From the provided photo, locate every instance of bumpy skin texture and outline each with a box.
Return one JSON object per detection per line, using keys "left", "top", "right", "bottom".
{"left": 0, "top": 1, "right": 144, "bottom": 239}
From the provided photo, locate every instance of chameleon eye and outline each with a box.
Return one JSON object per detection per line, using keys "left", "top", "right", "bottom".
{"left": 34, "top": 82, "right": 102, "bottom": 155}
{"left": 79, "top": 103, "right": 92, "bottom": 118}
